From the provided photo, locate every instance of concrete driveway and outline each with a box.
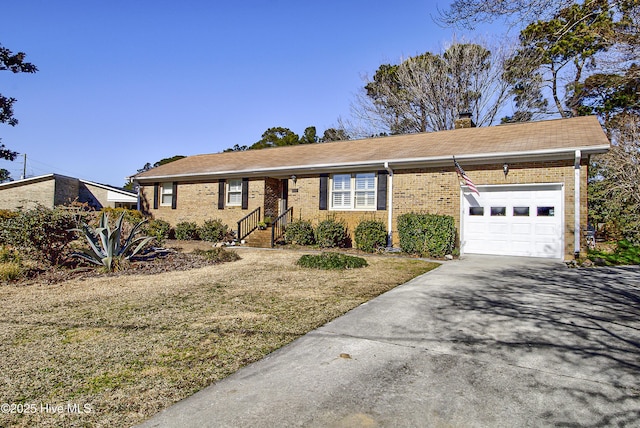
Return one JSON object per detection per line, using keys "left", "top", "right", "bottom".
{"left": 138, "top": 255, "right": 640, "bottom": 427}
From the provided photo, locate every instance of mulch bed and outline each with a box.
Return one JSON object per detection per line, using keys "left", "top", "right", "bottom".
{"left": 14, "top": 248, "right": 231, "bottom": 286}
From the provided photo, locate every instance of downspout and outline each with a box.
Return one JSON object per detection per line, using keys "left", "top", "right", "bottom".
{"left": 574, "top": 150, "right": 581, "bottom": 259}
{"left": 384, "top": 161, "right": 394, "bottom": 248}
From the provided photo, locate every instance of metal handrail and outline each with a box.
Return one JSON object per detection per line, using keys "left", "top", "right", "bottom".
{"left": 237, "top": 207, "right": 261, "bottom": 241}
{"left": 270, "top": 207, "right": 293, "bottom": 247}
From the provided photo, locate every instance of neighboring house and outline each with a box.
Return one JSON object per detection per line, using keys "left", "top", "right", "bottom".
{"left": 133, "top": 116, "right": 610, "bottom": 260}
{"left": 0, "top": 174, "right": 137, "bottom": 211}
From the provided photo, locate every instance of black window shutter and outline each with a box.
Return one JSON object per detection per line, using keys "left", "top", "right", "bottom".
{"left": 171, "top": 182, "right": 178, "bottom": 210}
{"left": 377, "top": 171, "right": 388, "bottom": 210}
{"left": 241, "top": 178, "right": 249, "bottom": 210}
{"left": 282, "top": 178, "right": 288, "bottom": 204}
{"left": 153, "top": 183, "right": 159, "bottom": 209}
{"left": 319, "top": 174, "right": 329, "bottom": 210}
{"left": 218, "top": 180, "right": 226, "bottom": 209}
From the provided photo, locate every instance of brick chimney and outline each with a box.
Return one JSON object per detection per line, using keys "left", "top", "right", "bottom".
{"left": 455, "top": 112, "right": 475, "bottom": 129}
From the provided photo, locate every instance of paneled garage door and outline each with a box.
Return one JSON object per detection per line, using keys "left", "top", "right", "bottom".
{"left": 461, "top": 184, "right": 564, "bottom": 258}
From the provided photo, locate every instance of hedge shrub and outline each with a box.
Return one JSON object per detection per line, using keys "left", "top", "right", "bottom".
{"left": 354, "top": 220, "right": 387, "bottom": 253}
{"left": 315, "top": 219, "right": 347, "bottom": 248}
{"left": 0, "top": 206, "right": 79, "bottom": 265}
{"left": 284, "top": 220, "right": 316, "bottom": 245}
{"left": 100, "top": 207, "right": 145, "bottom": 225}
{"left": 174, "top": 221, "right": 199, "bottom": 240}
{"left": 146, "top": 219, "right": 171, "bottom": 243}
{"left": 296, "top": 252, "right": 368, "bottom": 270}
{"left": 198, "top": 219, "right": 229, "bottom": 242}
{"left": 398, "top": 213, "right": 456, "bottom": 258}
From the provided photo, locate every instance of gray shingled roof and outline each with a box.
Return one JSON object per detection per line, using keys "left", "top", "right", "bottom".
{"left": 134, "top": 116, "right": 609, "bottom": 182}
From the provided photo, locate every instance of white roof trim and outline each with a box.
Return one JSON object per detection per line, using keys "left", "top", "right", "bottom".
{"left": 0, "top": 173, "right": 55, "bottom": 189}
{"left": 79, "top": 179, "right": 136, "bottom": 197}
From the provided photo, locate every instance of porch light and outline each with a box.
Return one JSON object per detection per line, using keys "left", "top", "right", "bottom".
{"left": 503, "top": 163, "right": 509, "bottom": 177}
{"left": 291, "top": 175, "right": 297, "bottom": 186}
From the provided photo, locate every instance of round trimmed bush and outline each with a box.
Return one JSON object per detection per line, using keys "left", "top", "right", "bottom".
{"left": 174, "top": 221, "right": 199, "bottom": 240}
{"left": 285, "top": 220, "right": 315, "bottom": 245}
{"left": 354, "top": 220, "right": 387, "bottom": 253}
{"left": 315, "top": 219, "right": 347, "bottom": 248}
{"left": 198, "top": 219, "right": 229, "bottom": 242}
{"left": 146, "top": 219, "right": 171, "bottom": 243}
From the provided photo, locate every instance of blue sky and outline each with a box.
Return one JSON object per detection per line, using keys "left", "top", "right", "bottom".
{"left": 1, "top": 0, "right": 493, "bottom": 186}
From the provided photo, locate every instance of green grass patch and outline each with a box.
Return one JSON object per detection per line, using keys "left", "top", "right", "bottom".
{"left": 296, "top": 252, "right": 368, "bottom": 270}
{"left": 588, "top": 240, "right": 640, "bottom": 265}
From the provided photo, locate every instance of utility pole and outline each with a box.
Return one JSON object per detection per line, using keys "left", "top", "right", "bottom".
{"left": 21, "top": 153, "right": 27, "bottom": 179}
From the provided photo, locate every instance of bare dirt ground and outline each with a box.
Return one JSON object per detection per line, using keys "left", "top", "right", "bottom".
{"left": 0, "top": 247, "right": 438, "bottom": 427}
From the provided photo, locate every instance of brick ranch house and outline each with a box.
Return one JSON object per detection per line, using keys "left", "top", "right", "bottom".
{"left": 133, "top": 116, "right": 610, "bottom": 260}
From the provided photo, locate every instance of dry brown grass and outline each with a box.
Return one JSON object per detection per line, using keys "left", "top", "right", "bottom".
{"left": 0, "top": 248, "right": 438, "bottom": 427}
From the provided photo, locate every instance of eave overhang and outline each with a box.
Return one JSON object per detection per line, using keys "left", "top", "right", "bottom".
{"left": 133, "top": 144, "right": 610, "bottom": 184}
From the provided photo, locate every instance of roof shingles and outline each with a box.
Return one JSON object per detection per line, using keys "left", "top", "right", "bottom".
{"left": 135, "top": 116, "right": 609, "bottom": 181}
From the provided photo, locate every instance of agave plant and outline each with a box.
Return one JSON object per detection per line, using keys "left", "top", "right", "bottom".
{"left": 72, "top": 212, "right": 154, "bottom": 271}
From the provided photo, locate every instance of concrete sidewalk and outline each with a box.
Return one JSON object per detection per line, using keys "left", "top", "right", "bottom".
{"left": 138, "top": 256, "right": 640, "bottom": 427}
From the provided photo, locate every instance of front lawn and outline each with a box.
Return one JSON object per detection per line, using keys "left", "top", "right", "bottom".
{"left": 0, "top": 248, "right": 438, "bottom": 427}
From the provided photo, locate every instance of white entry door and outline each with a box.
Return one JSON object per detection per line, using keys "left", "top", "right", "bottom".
{"left": 461, "top": 184, "right": 564, "bottom": 258}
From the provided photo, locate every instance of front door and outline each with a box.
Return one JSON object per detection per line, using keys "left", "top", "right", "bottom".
{"left": 279, "top": 178, "right": 288, "bottom": 216}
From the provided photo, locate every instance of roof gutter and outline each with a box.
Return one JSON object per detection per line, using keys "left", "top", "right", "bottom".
{"left": 133, "top": 144, "right": 610, "bottom": 183}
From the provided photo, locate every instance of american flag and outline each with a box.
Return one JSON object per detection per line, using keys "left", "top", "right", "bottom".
{"left": 453, "top": 157, "right": 479, "bottom": 195}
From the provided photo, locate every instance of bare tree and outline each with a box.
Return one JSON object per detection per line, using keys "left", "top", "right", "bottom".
{"left": 589, "top": 113, "right": 640, "bottom": 242}
{"left": 440, "top": 0, "right": 595, "bottom": 30}
{"left": 344, "top": 41, "right": 512, "bottom": 137}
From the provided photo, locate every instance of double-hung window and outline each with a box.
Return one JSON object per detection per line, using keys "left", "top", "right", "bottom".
{"left": 331, "top": 173, "right": 376, "bottom": 210}
{"left": 160, "top": 182, "right": 173, "bottom": 206}
{"left": 354, "top": 173, "right": 375, "bottom": 209}
{"left": 227, "top": 179, "right": 242, "bottom": 206}
{"left": 332, "top": 174, "right": 352, "bottom": 209}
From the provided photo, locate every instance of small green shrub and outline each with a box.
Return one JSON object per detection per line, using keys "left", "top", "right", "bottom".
{"left": 100, "top": 207, "right": 145, "bottom": 225}
{"left": 354, "top": 220, "right": 387, "bottom": 253}
{"left": 315, "top": 219, "right": 347, "bottom": 248}
{"left": 398, "top": 213, "right": 456, "bottom": 257}
{"left": 198, "top": 219, "right": 229, "bottom": 242}
{"left": 0, "top": 262, "right": 22, "bottom": 282}
{"left": 193, "top": 247, "right": 241, "bottom": 263}
{"left": 296, "top": 252, "right": 368, "bottom": 270}
{"left": 174, "top": 222, "right": 199, "bottom": 240}
{"left": 285, "top": 220, "right": 316, "bottom": 245}
{"left": 1, "top": 206, "right": 79, "bottom": 265}
{"left": 588, "top": 240, "right": 640, "bottom": 265}
{"left": 146, "top": 219, "right": 171, "bottom": 244}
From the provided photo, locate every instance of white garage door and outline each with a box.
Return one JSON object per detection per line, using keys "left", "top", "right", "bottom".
{"left": 461, "top": 184, "right": 564, "bottom": 258}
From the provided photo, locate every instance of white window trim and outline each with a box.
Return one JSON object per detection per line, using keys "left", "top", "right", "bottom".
{"left": 160, "top": 182, "right": 173, "bottom": 207}
{"left": 227, "top": 179, "right": 242, "bottom": 207}
{"left": 330, "top": 173, "right": 377, "bottom": 211}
